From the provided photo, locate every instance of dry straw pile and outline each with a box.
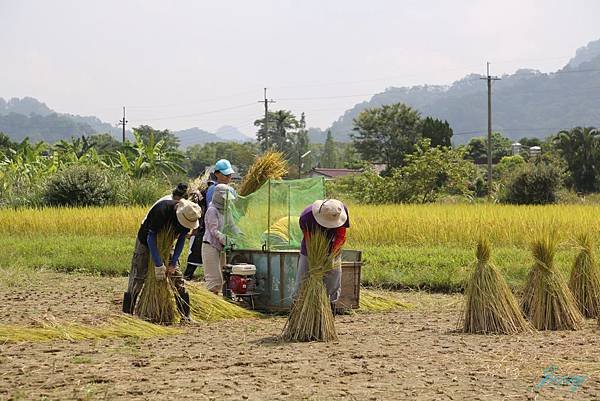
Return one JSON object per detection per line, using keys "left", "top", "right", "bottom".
{"left": 521, "top": 234, "right": 584, "bottom": 330}
{"left": 569, "top": 233, "right": 600, "bottom": 318}
{"left": 0, "top": 315, "right": 179, "bottom": 343}
{"left": 461, "top": 239, "right": 532, "bottom": 334}
{"left": 238, "top": 151, "right": 288, "bottom": 196}
{"left": 282, "top": 230, "right": 337, "bottom": 342}
{"left": 186, "top": 283, "right": 260, "bottom": 321}
{"left": 136, "top": 229, "right": 178, "bottom": 324}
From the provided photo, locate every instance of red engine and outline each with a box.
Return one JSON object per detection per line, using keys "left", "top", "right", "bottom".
{"left": 229, "top": 275, "right": 250, "bottom": 294}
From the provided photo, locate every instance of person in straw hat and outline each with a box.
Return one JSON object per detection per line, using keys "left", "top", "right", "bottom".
{"left": 123, "top": 198, "right": 202, "bottom": 320}
{"left": 294, "top": 199, "right": 350, "bottom": 311}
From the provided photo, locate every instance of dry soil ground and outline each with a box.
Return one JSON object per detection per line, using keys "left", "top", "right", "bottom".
{"left": 1, "top": 271, "right": 599, "bottom": 401}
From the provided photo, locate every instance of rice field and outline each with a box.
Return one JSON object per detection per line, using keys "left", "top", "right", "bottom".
{"left": 1, "top": 204, "right": 599, "bottom": 291}
{"left": 2, "top": 203, "right": 600, "bottom": 246}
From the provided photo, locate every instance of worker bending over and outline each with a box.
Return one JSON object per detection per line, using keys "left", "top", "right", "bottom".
{"left": 123, "top": 198, "right": 202, "bottom": 320}
{"left": 294, "top": 199, "right": 350, "bottom": 310}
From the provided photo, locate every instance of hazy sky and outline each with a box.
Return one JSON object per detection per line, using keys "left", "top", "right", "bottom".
{"left": 2, "top": 0, "right": 600, "bottom": 136}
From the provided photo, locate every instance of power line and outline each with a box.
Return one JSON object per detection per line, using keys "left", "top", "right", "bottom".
{"left": 132, "top": 102, "right": 257, "bottom": 122}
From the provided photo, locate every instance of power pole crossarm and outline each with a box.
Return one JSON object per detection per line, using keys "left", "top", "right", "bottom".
{"left": 480, "top": 62, "right": 500, "bottom": 199}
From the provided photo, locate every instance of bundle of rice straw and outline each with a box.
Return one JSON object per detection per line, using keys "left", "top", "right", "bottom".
{"left": 136, "top": 228, "right": 178, "bottom": 324}
{"left": 461, "top": 239, "right": 532, "bottom": 334}
{"left": 189, "top": 168, "right": 212, "bottom": 193}
{"left": 282, "top": 230, "right": 337, "bottom": 342}
{"left": 521, "top": 234, "right": 584, "bottom": 330}
{"left": 569, "top": 233, "right": 600, "bottom": 318}
{"left": 238, "top": 151, "right": 288, "bottom": 196}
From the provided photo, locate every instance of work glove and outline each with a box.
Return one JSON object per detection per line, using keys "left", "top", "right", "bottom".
{"left": 155, "top": 264, "right": 167, "bottom": 281}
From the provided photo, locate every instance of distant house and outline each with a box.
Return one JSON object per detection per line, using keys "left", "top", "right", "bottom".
{"left": 307, "top": 168, "right": 362, "bottom": 180}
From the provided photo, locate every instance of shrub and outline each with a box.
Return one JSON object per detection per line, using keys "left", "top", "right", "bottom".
{"left": 501, "top": 162, "right": 563, "bottom": 205}
{"left": 128, "top": 177, "right": 170, "bottom": 206}
{"left": 44, "top": 165, "right": 115, "bottom": 206}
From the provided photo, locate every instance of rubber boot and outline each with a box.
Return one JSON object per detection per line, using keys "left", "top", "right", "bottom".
{"left": 183, "top": 264, "right": 197, "bottom": 281}
{"left": 122, "top": 292, "right": 137, "bottom": 315}
{"left": 176, "top": 291, "right": 191, "bottom": 321}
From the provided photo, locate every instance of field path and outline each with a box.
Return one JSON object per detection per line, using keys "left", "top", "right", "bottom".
{"left": 0, "top": 273, "right": 598, "bottom": 400}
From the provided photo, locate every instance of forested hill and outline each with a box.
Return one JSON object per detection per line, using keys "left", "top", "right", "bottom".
{"left": 0, "top": 97, "right": 252, "bottom": 146}
{"left": 328, "top": 38, "right": 600, "bottom": 144}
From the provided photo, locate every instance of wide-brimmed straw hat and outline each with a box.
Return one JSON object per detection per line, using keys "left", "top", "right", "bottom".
{"left": 311, "top": 199, "right": 347, "bottom": 229}
{"left": 176, "top": 199, "right": 202, "bottom": 230}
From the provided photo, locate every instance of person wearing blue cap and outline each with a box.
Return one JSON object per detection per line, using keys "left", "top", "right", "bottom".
{"left": 205, "top": 159, "right": 235, "bottom": 205}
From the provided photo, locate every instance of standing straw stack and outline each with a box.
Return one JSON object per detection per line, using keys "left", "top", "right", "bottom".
{"left": 136, "top": 228, "right": 178, "bottom": 325}
{"left": 569, "top": 233, "right": 600, "bottom": 318}
{"left": 238, "top": 151, "right": 288, "bottom": 196}
{"left": 282, "top": 230, "right": 337, "bottom": 342}
{"left": 521, "top": 234, "right": 584, "bottom": 331}
{"left": 461, "top": 239, "right": 532, "bottom": 334}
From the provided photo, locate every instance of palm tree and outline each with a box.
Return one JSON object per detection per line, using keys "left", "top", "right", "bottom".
{"left": 553, "top": 126, "right": 600, "bottom": 192}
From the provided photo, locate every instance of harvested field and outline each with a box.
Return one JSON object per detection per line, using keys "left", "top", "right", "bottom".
{"left": 1, "top": 272, "right": 598, "bottom": 400}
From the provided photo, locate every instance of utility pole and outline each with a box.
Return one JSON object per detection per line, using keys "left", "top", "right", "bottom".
{"left": 258, "top": 88, "right": 275, "bottom": 150}
{"left": 481, "top": 63, "right": 500, "bottom": 199}
{"left": 118, "top": 106, "right": 128, "bottom": 143}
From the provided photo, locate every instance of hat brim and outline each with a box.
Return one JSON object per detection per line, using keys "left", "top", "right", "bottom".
{"left": 217, "top": 167, "right": 234, "bottom": 176}
{"left": 311, "top": 200, "right": 348, "bottom": 229}
{"left": 176, "top": 211, "right": 200, "bottom": 230}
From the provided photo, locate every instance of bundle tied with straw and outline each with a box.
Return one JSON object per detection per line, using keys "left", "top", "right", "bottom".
{"left": 569, "top": 233, "right": 600, "bottom": 318}
{"left": 238, "top": 151, "right": 288, "bottom": 196}
{"left": 461, "top": 238, "right": 532, "bottom": 334}
{"left": 136, "top": 228, "right": 178, "bottom": 325}
{"left": 521, "top": 233, "right": 584, "bottom": 331}
{"left": 282, "top": 230, "right": 337, "bottom": 342}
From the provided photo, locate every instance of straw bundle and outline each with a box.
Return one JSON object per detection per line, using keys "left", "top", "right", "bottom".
{"left": 186, "top": 283, "right": 260, "bottom": 321}
{"left": 569, "top": 233, "right": 600, "bottom": 318}
{"left": 238, "top": 151, "right": 288, "bottom": 196}
{"left": 461, "top": 239, "right": 532, "bottom": 334}
{"left": 521, "top": 234, "right": 584, "bottom": 330}
{"left": 136, "top": 228, "right": 178, "bottom": 324}
{"left": 282, "top": 230, "right": 337, "bottom": 342}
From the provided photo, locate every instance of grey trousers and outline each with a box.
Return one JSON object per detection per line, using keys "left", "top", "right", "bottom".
{"left": 127, "top": 239, "right": 185, "bottom": 298}
{"left": 293, "top": 253, "right": 342, "bottom": 304}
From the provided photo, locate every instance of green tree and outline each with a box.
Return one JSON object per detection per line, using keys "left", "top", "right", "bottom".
{"left": 552, "top": 126, "right": 600, "bottom": 192}
{"left": 287, "top": 113, "right": 311, "bottom": 177}
{"left": 392, "top": 139, "right": 476, "bottom": 203}
{"left": 133, "top": 125, "right": 180, "bottom": 151}
{"left": 254, "top": 110, "right": 299, "bottom": 152}
{"left": 186, "top": 141, "right": 258, "bottom": 177}
{"left": 88, "top": 133, "right": 123, "bottom": 155}
{"left": 421, "top": 117, "right": 453, "bottom": 147}
{"left": 320, "top": 130, "right": 337, "bottom": 168}
{"left": 351, "top": 103, "right": 422, "bottom": 170}
{"left": 0, "top": 132, "right": 17, "bottom": 156}
{"left": 115, "top": 130, "right": 185, "bottom": 177}
{"left": 501, "top": 161, "right": 563, "bottom": 205}
{"left": 466, "top": 132, "right": 511, "bottom": 164}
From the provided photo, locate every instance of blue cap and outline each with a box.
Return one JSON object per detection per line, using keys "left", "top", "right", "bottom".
{"left": 214, "top": 159, "right": 234, "bottom": 175}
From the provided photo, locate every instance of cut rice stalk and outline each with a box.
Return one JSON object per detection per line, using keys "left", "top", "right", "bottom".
{"left": 238, "top": 151, "right": 288, "bottom": 196}
{"left": 186, "top": 283, "right": 260, "bottom": 321}
{"left": 521, "top": 233, "right": 584, "bottom": 331}
{"left": 358, "top": 289, "right": 410, "bottom": 313}
{"left": 461, "top": 238, "right": 532, "bottom": 334}
{"left": 0, "top": 315, "right": 180, "bottom": 343}
{"left": 136, "top": 228, "right": 178, "bottom": 324}
{"left": 569, "top": 233, "right": 600, "bottom": 318}
{"left": 282, "top": 230, "right": 337, "bottom": 342}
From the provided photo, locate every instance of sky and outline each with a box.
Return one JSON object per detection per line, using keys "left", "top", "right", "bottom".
{"left": 2, "top": 0, "right": 600, "bottom": 137}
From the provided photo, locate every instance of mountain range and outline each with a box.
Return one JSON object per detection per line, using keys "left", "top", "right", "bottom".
{"left": 3, "top": 38, "right": 600, "bottom": 146}
{"left": 327, "top": 38, "right": 600, "bottom": 144}
{"left": 0, "top": 98, "right": 253, "bottom": 146}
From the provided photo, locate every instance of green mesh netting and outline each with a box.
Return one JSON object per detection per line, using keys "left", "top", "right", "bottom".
{"left": 223, "top": 177, "right": 325, "bottom": 250}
